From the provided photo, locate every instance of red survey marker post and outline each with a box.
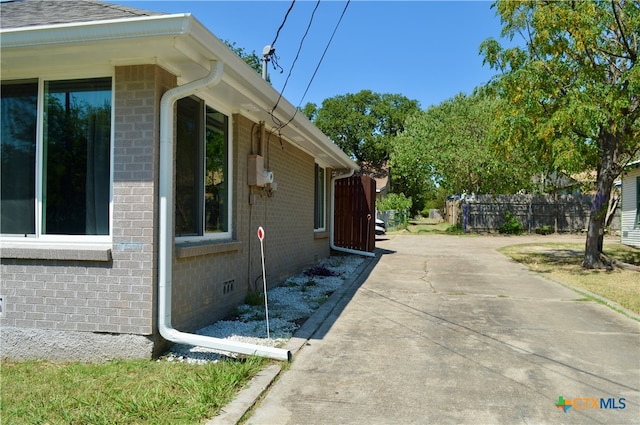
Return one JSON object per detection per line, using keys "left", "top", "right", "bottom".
{"left": 257, "top": 226, "right": 270, "bottom": 339}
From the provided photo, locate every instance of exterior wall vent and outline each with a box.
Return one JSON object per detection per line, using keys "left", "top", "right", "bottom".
{"left": 222, "top": 280, "right": 235, "bottom": 295}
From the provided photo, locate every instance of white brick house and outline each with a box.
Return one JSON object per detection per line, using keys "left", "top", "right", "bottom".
{"left": 0, "top": 0, "right": 360, "bottom": 361}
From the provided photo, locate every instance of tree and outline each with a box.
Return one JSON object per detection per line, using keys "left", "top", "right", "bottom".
{"left": 480, "top": 0, "right": 639, "bottom": 269}
{"left": 224, "top": 40, "right": 264, "bottom": 79}
{"left": 308, "top": 90, "right": 420, "bottom": 167}
{"left": 300, "top": 102, "right": 318, "bottom": 121}
{"left": 391, "top": 93, "right": 535, "bottom": 198}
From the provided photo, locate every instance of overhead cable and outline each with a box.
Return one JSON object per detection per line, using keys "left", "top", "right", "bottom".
{"left": 270, "top": 0, "right": 321, "bottom": 124}
{"left": 270, "top": 0, "right": 296, "bottom": 48}
{"left": 278, "top": 0, "right": 351, "bottom": 130}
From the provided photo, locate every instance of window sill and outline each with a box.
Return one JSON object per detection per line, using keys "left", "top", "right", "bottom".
{"left": 314, "top": 231, "right": 329, "bottom": 240}
{"left": 175, "top": 240, "right": 242, "bottom": 259}
{"left": 0, "top": 243, "right": 112, "bottom": 262}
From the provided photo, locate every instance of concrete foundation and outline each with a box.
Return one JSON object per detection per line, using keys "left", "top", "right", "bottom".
{"left": 1, "top": 327, "right": 157, "bottom": 362}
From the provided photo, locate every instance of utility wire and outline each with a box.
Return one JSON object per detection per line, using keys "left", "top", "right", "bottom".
{"left": 263, "top": 1, "right": 295, "bottom": 78}
{"left": 270, "top": 0, "right": 296, "bottom": 49}
{"left": 270, "top": 0, "right": 321, "bottom": 124}
{"left": 279, "top": 0, "right": 351, "bottom": 130}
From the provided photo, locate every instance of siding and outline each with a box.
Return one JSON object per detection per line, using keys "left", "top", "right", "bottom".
{"left": 621, "top": 167, "right": 640, "bottom": 247}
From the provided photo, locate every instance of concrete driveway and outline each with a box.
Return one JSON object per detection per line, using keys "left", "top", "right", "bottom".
{"left": 246, "top": 234, "right": 640, "bottom": 424}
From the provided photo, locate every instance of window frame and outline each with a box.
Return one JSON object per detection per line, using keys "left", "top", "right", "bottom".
{"left": 0, "top": 75, "right": 114, "bottom": 244}
{"left": 175, "top": 95, "right": 233, "bottom": 243}
{"left": 314, "top": 163, "right": 326, "bottom": 232}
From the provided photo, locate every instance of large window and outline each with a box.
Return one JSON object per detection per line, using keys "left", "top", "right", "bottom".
{"left": 176, "top": 96, "right": 229, "bottom": 239}
{"left": 1, "top": 78, "right": 112, "bottom": 237}
{"left": 1, "top": 80, "right": 37, "bottom": 235}
{"left": 314, "top": 163, "right": 326, "bottom": 231}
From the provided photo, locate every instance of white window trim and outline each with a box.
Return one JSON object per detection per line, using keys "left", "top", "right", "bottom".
{"left": 314, "top": 163, "right": 327, "bottom": 233}
{"left": 0, "top": 74, "right": 114, "bottom": 245}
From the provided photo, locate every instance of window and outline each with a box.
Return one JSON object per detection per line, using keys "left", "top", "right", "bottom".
{"left": 176, "top": 96, "right": 230, "bottom": 239}
{"left": 1, "top": 80, "right": 37, "bottom": 235}
{"left": 314, "top": 163, "right": 326, "bottom": 231}
{"left": 1, "top": 78, "right": 112, "bottom": 237}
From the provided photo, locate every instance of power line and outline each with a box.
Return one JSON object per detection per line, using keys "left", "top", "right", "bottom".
{"left": 270, "top": 0, "right": 295, "bottom": 48}
{"left": 270, "top": 0, "right": 321, "bottom": 123}
{"left": 262, "top": 1, "right": 296, "bottom": 79}
{"left": 279, "top": 0, "right": 351, "bottom": 130}
{"left": 297, "top": 0, "right": 350, "bottom": 109}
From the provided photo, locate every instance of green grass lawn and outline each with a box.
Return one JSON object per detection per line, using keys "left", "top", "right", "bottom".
{"left": 499, "top": 241, "right": 640, "bottom": 316}
{"left": 387, "top": 218, "right": 457, "bottom": 234}
{"left": 1, "top": 356, "right": 268, "bottom": 425}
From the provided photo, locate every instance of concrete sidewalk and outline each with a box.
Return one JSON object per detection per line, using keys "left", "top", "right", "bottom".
{"left": 221, "top": 234, "right": 640, "bottom": 424}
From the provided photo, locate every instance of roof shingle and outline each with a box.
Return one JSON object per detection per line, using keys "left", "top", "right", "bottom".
{"left": 0, "top": 0, "right": 164, "bottom": 29}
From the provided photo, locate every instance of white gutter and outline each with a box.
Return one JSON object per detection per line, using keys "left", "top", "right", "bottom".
{"left": 159, "top": 60, "right": 291, "bottom": 362}
{"left": 330, "top": 169, "right": 376, "bottom": 258}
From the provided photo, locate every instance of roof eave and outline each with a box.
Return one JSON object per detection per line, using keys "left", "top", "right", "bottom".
{"left": 1, "top": 13, "right": 357, "bottom": 171}
{"left": 0, "top": 13, "right": 194, "bottom": 47}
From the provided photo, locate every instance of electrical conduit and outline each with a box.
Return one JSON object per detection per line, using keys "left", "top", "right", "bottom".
{"left": 158, "top": 60, "right": 291, "bottom": 361}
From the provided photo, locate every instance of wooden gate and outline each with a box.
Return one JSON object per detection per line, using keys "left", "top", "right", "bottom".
{"left": 334, "top": 176, "right": 376, "bottom": 253}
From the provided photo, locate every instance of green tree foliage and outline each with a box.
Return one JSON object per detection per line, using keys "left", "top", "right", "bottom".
{"left": 377, "top": 193, "right": 412, "bottom": 229}
{"left": 391, "top": 93, "right": 534, "bottom": 198}
{"left": 376, "top": 192, "right": 412, "bottom": 213}
{"left": 480, "top": 0, "right": 639, "bottom": 269}
{"left": 300, "top": 102, "right": 318, "bottom": 121}
{"left": 308, "top": 90, "right": 420, "bottom": 167}
{"left": 224, "top": 40, "right": 264, "bottom": 79}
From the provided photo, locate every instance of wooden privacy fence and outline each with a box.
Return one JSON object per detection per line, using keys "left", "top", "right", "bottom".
{"left": 334, "top": 176, "right": 376, "bottom": 252}
{"left": 445, "top": 194, "right": 620, "bottom": 233}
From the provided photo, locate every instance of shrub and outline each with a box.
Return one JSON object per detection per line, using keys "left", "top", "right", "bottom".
{"left": 497, "top": 211, "right": 524, "bottom": 235}
{"left": 304, "top": 265, "right": 337, "bottom": 277}
{"left": 245, "top": 291, "right": 264, "bottom": 306}
{"left": 376, "top": 193, "right": 412, "bottom": 213}
{"left": 446, "top": 224, "right": 464, "bottom": 234}
{"left": 535, "top": 225, "right": 553, "bottom": 235}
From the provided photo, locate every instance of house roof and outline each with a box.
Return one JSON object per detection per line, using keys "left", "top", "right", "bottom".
{"left": 625, "top": 160, "right": 640, "bottom": 170}
{"left": 0, "top": 0, "right": 358, "bottom": 171}
{"left": 0, "top": 0, "right": 162, "bottom": 28}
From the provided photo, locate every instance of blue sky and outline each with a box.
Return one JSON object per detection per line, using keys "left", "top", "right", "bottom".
{"left": 113, "top": 1, "right": 508, "bottom": 110}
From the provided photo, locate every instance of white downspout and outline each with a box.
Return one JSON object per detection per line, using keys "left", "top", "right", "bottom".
{"left": 330, "top": 169, "right": 376, "bottom": 258}
{"left": 158, "top": 60, "right": 291, "bottom": 361}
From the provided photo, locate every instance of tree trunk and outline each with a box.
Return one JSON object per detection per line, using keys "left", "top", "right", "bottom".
{"left": 582, "top": 131, "right": 620, "bottom": 269}
{"left": 583, "top": 208, "right": 606, "bottom": 268}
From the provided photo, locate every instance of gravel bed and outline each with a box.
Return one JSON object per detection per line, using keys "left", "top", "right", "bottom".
{"left": 162, "top": 254, "right": 365, "bottom": 363}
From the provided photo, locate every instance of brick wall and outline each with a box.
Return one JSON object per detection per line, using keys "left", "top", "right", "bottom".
{"left": 171, "top": 114, "right": 332, "bottom": 332}
{"left": 0, "top": 65, "right": 174, "bottom": 360}
{"left": 111, "top": 65, "right": 175, "bottom": 334}
{"left": 1, "top": 64, "right": 334, "bottom": 359}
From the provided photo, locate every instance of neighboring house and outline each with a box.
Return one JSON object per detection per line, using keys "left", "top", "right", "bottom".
{"left": 532, "top": 170, "right": 596, "bottom": 195}
{"left": 0, "top": 0, "right": 362, "bottom": 361}
{"left": 620, "top": 160, "right": 640, "bottom": 248}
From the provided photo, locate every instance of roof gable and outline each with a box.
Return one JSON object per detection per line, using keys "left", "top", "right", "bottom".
{"left": 0, "top": 0, "right": 162, "bottom": 29}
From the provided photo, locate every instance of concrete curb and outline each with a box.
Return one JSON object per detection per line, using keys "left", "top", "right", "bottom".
{"left": 207, "top": 253, "right": 378, "bottom": 425}
{"left": 206, "top": 364, "right": 282, "bottom": 425}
